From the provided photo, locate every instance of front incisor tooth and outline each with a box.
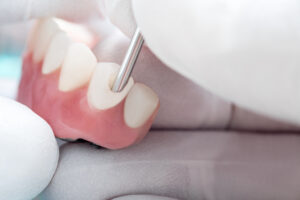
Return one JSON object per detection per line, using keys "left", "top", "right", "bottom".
{"left": 42, "top": 32, "right": 71, "bottom": 74}
{"left": 33, "top": 18, "right": 60, "bottom": 63}
{"left": 87, "top": 62, "right": 134, "bottom": 110}
{"left": 124, "top": 83, "right": 159, "bottom": 128}
{"left": 58, "top": 43, "right": 97, "bottom": 92}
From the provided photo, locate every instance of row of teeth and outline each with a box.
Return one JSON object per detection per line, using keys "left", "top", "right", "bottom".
{"left": 27, "top": 18, "right": 159, "bottom": 128}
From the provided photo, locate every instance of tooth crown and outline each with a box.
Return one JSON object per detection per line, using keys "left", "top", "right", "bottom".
{"left": 59, "top": 43, "right": 97, "bottom": 92}
{"left": 124, "top": 83, "right": 159, "bottom": 128}
{"left": 42, "top": 32, "right": 71, "bottom": 75}
{"left": 30, "top": 18, "right": 98, "bottom": 92}
{"left": 33, "top": 18, "right": 60, "bottom": 63}
{"left": 29, "top": 17, "right": 96, "bottom": 64}
{"left": 88, "top": 62, "right": 134, "bottom": 110}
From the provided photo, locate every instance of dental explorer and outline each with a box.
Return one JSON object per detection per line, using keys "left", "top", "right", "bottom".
{"left": 112, "top": 28, "right": 144, "bottom": 92}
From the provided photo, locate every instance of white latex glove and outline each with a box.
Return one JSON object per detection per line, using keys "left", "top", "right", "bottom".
{"left": 105, "top": 0, "right": 300, "bottom": 126}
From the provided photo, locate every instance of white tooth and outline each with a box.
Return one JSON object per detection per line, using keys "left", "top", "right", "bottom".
{"left": 26, "top": 20, "right": 42, "bottom": 53}
{"left": 33, "top": 18, "right": 60, "bottom": 63}
{"left": 87, "top": 62, "right": 134, "bottom": 110}
{"left": 124, "top": 83, "right": 159, "bottom": 128}
{"left": 42, "top": 32, "right": 71, "bottom": 74}
{"left": 53, "top": 18, "right": 94, "bottom": 45}
{"left": 59, "top": 43, "right": 97, "bottom": 92}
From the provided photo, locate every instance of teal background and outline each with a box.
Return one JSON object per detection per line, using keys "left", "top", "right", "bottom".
{"left": 0, "top": 53, "right": 22, "bottom": 79}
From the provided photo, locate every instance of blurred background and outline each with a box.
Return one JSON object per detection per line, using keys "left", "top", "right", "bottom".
{"left": 0, "top": 22, "right": 30, "bottom": 99}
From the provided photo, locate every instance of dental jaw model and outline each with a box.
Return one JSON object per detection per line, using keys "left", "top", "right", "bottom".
{"left": 18, "top": 18, "right": 159, "bottom": 149}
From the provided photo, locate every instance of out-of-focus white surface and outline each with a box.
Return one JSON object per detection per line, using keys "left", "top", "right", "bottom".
{"left": 0, "top": 0, "right": 102, "bottom": 23}
{"left": 0, "top": 23, "right": 25, "bottom": 99}
{"left": 0, "top": 96, "right": 59, "bottom": 200}
{"left": 0, "top": 79, "right": 18, "bottom": 99}
{"left": 131, "top": 0, "right": 300, "bottom": 126}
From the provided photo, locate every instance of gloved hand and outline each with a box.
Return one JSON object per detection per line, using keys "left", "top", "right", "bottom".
{"left": 112, "top": 0, "right": 300, "bottom": 126}
{"left": 1, "top": 1, "right": 300, "bottom": 199}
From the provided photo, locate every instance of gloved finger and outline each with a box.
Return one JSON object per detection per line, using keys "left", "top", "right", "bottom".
{"left": 40, "top": 131, "right": 300, "bottom": 200}
{"left": 0, "top": 0, "right": 103, "bottom": 24}
{"left": 130, "top": 0, "right": 300, "bottom": 126}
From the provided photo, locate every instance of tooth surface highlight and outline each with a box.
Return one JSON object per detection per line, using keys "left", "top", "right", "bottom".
{"left": 87, "top": 62, "right": 134, "bottom": 110}
{"left": 33, "top": 18, "right": 60, "bottom": 63}
{"left": 124, "top": 83, "right": 159, "bottom": 128}
{"left": 53, "top": 18, "right": 95, "bottom": 46}
{"left": 59, "top": 43, "right": 97, "bottom": 92}
{"left": 42, "top": 32, "right": 71, "bottom": 75}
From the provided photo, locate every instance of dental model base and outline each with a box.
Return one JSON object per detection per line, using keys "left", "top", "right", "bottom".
{"left": 17, "top": 18, "right": 159, "bottom": 149}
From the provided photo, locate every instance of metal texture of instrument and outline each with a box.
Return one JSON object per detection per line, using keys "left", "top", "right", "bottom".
{"left": 112, "top": 28, "right": 144, "bottom": 92}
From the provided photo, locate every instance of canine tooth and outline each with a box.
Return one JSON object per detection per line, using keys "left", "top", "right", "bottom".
{"left": 42, "top": 32, "right": 71, "bottom": 74}
{"left": 124, "top": 83, "right": 159, "bottom": 128}
{"left": 87, "top": 62, "right": 134, "bottom": 110}
{"left": 33, "top": 18, "right": 60, "bottom": 63}
{"left": 59, "top": 43, "right": 97, "bottom": 92}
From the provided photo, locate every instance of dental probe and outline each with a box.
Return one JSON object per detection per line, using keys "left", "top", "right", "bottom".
{"left": 112, "top": 28, "right": 144, "bottom": 92}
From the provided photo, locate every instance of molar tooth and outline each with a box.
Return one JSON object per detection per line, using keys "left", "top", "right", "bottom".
{"left": 42, "top": 32, "right": 71, "bottom": 74}
{"left": 33, "top": 18, "right": 60, "bottom": 63}
{"left": 87, "top": 62, "right": 134, "bottom": 110}
{"left": 59, "top": 43, "right": 97, "bottom": 92}
{"left": 124, "top": 83, "right": 159, "bottom": 128}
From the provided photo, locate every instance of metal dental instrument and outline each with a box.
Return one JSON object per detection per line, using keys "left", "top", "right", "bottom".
{"left": 112, "top": 28, "right": 144, "bottom": 92}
